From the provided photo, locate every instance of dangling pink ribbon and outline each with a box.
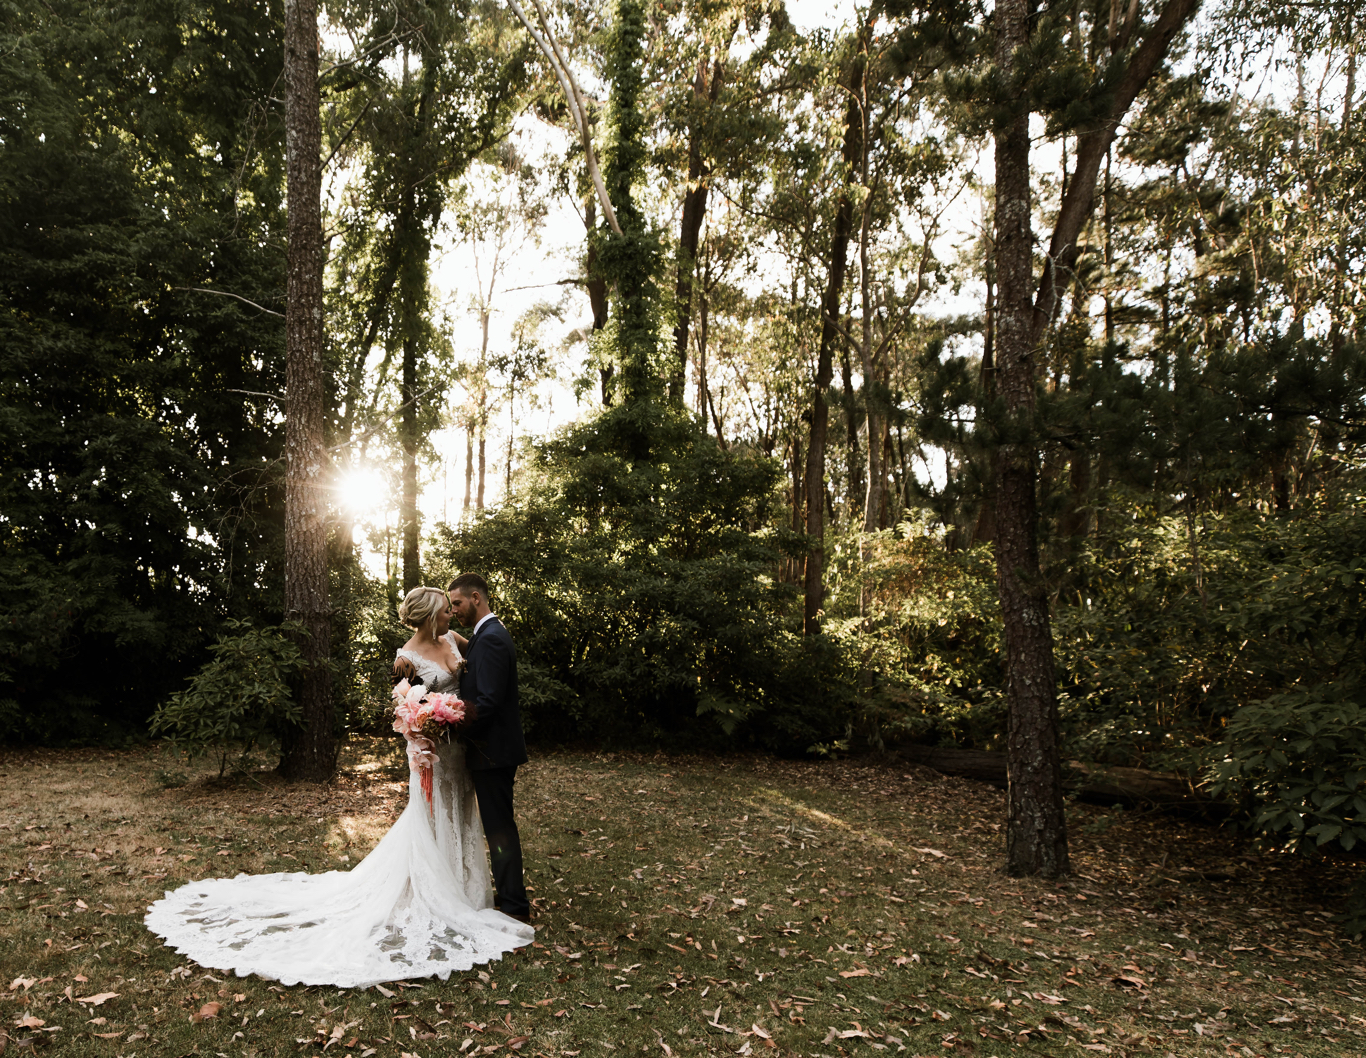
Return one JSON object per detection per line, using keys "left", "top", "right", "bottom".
{"left": 406, "top": 735, "right": 438, "bottom": 810}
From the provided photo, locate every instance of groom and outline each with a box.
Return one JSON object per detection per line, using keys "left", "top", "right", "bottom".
{"left": 447, "top": 572, "right": 531, "bottom": 925}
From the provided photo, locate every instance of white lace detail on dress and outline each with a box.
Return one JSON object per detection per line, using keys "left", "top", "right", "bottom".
{"left": 144, "top": 645, "right": 530, "bottom": 988}
{"left": 396, "top": 632, "right": 463, "bottom": 694}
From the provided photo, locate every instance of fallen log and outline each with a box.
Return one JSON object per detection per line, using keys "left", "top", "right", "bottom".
{"left": 895, "top": 745, "right": 1234, "bottom": 818}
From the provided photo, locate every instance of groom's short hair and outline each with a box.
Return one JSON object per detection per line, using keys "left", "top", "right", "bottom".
{"left": 448, "top": 572, "right": 489, "bottom": 600}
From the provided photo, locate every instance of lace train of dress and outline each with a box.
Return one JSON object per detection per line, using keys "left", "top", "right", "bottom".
{"left": 145, "top": 646, "right": 532, "bottom": 987}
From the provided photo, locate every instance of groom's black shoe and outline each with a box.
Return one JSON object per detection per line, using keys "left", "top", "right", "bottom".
{"left": 508, "top": 912, "right": 532, "bottom": 925}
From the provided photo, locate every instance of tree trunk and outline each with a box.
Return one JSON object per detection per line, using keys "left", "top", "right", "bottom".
{"left": 707, "top": 382, "right": 726, "bottom": 445}
{"left": 840, "top": 341, "right": 862, "bottom": 525}
{"left": 695, "top": 278, "right": 710, "bottom": 428}
{"left": 1061, "top": 450, "right": 1091, "bottom": 538}
{"left": 994, "top": 0, "right": 1068, "bottom": 877}
{"left": 896, "top": 746, "right": 1232, "bottom": 818}
{"left": 973, "top": 237, "right": 997, "bottom": 546}
{"left": 788, "top": 433, "right": 804, "bottom": 584}
{"left": 582, "top": 196, "right": 613, "bottom": 407}
{"left": 396, "top": 164, "right": 426, "bottom": 592}
{"left": 859, "top": 194, "right": 884, "bottom": 534}
{"left": 278, "top": 0, "right": 335, "bottom": 783}
{"left": 400, "top": 320, "right": 420, "bottom": 592}
{"left": 670, "top": 57, "right": 724, "bottom": 402}
{"left": 477, "top": 420, "right": 486, "bottom": 510}
{"left": 463, "top": 421, "right": 474, "bottom": 516}
{"left": 1030, "top": 0, "right": 1202, "bottom": 337}
{"left": 803, "top": 44, "right": 864, "bottom": 635}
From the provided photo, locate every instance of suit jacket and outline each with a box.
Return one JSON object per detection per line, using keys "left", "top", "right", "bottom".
{"left": 457, "top": 616, "right": 528, "bottom": 771}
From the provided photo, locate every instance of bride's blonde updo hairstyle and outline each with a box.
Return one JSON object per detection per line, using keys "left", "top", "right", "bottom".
{"left": 398, "top": 586, "right": 449, "bottom": 632}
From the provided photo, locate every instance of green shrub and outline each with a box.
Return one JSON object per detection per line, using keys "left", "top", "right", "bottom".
{"left": 149, "top": 619, "right": 305, "bottom": 775}
{"left": 1199, "top": 502, "right": 1366, "bottom": 931}
{"left": 824, "top": 520, "right": 1004, "bottom": 750}
{"left": 428, "top": 403, "right": 856, "bottom": 755}
{"left": 1208, "top": 686, "right": 1366, "bottom": 854}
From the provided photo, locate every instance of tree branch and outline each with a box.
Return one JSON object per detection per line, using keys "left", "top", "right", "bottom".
{"left": 321, "top": 95, "right": 376, "bottom": 173}
{"left": 226, "top": 389, "right": 288, "bottom": 401}
{"left": 1032, "top": 0, "right": 1203, "bottom": 342}
{"left": 505, "top": 0, "right": 622, "bottom": 234}
{"left": 176, "top": 286, "right": 284, "bottom": 317}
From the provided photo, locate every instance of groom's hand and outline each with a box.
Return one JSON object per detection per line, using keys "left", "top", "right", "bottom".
{"left": 392, "top": 656, "right": 418, "bottom": 686}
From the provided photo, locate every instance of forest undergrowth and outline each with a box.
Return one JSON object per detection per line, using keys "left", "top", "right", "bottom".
{"left": 1, "top": 742, "right": 1362, "bottom": 1058}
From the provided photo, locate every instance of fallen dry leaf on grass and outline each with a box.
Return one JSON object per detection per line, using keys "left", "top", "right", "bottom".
{"left": 191, "top": 1001, "right": 223, "bottom": 1023}
{"left": 14, "top": 1016, "right": 43, "bottom": 1029}
{"left": 75, "top": 992, "right": 118, "bottom": 1006}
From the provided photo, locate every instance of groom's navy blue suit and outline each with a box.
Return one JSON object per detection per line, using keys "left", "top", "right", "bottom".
{"left": 458, "top": 616, "right": 530, "bottom": 919}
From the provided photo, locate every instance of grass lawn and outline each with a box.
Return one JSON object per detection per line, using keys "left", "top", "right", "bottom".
{"left": 1, "top": 739, "right": 1363, "bottom": 1058}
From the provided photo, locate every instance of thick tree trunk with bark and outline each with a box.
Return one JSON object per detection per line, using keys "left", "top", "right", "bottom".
{"left": 803, "top": 53, "right": 864, "bottom": 635}
{"left": 994, "top": 0, "right": 1068, "bottom": 877}
{"left": 278, "top": 0, "right": 335, "bottom": 783}
{"left": 972, "top": 248, "right": 997, "bottom": 546}
{"left": 982, "top": 0, "right": 1203, "bottom": 878}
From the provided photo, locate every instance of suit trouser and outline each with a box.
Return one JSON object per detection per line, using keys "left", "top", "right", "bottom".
{"left": 470, "top": 766, "right": 529, "bottom": 918}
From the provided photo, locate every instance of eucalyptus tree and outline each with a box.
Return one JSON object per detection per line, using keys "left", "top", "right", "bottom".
{"left": 642, "top": 1, "right": 801, "bottom": 403}
{"left": 451, "top": 147, "right": 550, "bottom": 510}
{"left": 325, "top": 0, "right": 528, "bottom": 592}
{"left": 728, "top": 3, "right": 969, "bottom": 633}
{"left": 839, "top": 14, "right": 966, "bottom": 538}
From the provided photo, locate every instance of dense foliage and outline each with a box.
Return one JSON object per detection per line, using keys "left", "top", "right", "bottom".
{"left": 148, "top": 619, "right": 304, "bottom": 776}
{"left": 0, "top": 0, "right": 289, "bottom": 742}
{"left": 428, "top": 405, "right": 855, "bottom": 755}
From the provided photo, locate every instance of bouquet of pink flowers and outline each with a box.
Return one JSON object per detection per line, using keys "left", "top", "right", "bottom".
{"left": 392, "top": 680, "right": 467, "bottom": 808}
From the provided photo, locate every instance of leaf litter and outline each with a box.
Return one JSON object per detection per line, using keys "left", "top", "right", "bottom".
{"left": 1, "top": 740, "right": 1364, "bottom": 1056}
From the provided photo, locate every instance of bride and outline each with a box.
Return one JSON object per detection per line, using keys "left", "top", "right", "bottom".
{"left": 144, "top": 586, "right": 534, "bottom": 988}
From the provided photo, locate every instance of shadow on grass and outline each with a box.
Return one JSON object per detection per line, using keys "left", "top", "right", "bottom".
{"left": 0, "top": 740, "right": 1360, "bottom": 1057}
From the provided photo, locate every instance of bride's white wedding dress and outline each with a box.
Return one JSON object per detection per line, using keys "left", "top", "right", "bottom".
{"left": 145, "top": 636, "right": 533, "bottom": 988}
